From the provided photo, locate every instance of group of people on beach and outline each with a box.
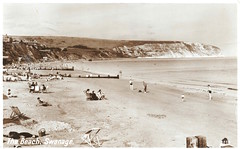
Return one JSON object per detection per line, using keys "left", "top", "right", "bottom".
{"left": 129, "top": 79, "right": 148, "bottom": 93}
{"left": 7, "top": 89, "right": 17, "bottom": 98}
{"left": 46, "top": 73, "right": 63, "bottom": 81}
{"left": 84, "top": 89, "right": 106, "bottom": 100}
{"left": 181, "top": 84, "right": 212, "bottom": 102}
{"left": 29, "top": 82, "right": 47, "bottom": 93}
{"left": 129, "top": 78, "right": 212, "bottom": 101}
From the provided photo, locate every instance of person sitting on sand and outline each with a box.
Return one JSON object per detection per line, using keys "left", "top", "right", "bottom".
{"left": 84, "top": 89, "right": 92, "bottom": 100}
{"left": 41, "top": 84, "right": 47, "bottom": 93}
{"left": 37, "top": 97, "right": 44, "bottom": 104}
{"left": 7, "top": 89, "right": 13, "bottom": 98}
{"left": 36, "top": 97, "right": 52, "bottom": 106}
{"left": 97, "top": 89, "right": 106, "bottom": 100}
{"left": 30, "top": 83, "right": 35, "bottom": 93}
{"left": 57, "top": 75, "right": 63, "bottom": 80}
{"left": 6, "top": 77, "right": 10, "bottom": 82}
{"left": 7, "top": 89, "right": 17, "bottom": 98}
{"left": 91, "top": 91, "right": 99, "bottom": 100}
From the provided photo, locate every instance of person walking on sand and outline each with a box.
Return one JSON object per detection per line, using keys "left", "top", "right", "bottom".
{"left": 143, "top": 81, "right": 148, "bottom": 93}
{"left": 208, "top": 84, "right": 212, "bottom": 100}
{"left": 129, "top": 79, "right": 133, "bottom": 90}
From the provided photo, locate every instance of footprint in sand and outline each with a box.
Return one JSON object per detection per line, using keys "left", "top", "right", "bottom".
{"left": 147, "top": 114, "right": 166, "bottom": 119}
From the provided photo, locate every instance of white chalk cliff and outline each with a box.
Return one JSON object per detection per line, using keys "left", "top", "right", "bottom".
{"left": 113, "top": 42, "right": 222, "bottom": 58}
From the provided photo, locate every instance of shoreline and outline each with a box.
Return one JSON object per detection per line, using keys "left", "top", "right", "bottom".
{"left": 4, "top": 56, "right": 237, "bottom": 66}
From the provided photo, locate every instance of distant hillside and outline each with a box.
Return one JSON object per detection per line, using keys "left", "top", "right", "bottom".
{"left": 3, "top": 35, "right": 222, "bottom": 64}
{"left": 10, "top": 36, "right": 126, "bottom": 49}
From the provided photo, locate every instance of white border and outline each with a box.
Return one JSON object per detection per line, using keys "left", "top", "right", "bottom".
{"left": 0, "top": 0, "right": 239, "bottom": 149}
{"left": 1, "top": 0, "right": 239, "bottom": 3}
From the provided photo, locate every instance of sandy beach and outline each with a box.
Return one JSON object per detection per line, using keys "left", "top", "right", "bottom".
{"left": 3, "top": 57, "right": 237, "bottom": 147}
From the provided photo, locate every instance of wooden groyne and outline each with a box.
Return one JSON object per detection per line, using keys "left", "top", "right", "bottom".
{"left": 78, "top": 75, "right": 119, "bottom": 79}
{"left": 37, "top": 74, "right": 119, "bottom": 79}
{"left": 39, "top": 74, "right": 71, "bottom": 77}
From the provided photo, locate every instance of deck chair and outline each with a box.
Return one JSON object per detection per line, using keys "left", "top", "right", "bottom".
{"left": 81, "top": 128, "right": 101, "bottom": 147}
{"left": 10, "top": 106, "right": 30, "bottom": 120}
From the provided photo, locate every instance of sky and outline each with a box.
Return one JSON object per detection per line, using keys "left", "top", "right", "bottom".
{"left": 3, "top": 3, "right": 238, "bottom": 56}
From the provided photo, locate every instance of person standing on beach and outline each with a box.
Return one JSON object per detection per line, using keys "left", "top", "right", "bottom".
{"left": 181, "top": 94, "right": 185, "bottom": 102}
{"left": 129, "top": 79, "right": 133, "bottom": 90}
{"left": 208, "top": 84, "right": 212, "bottom": 100}
{"left": 119, "top": 70, "right": 122, "bottom": 77}
{"left": 143, "top": 81, "right": 147, "bottom": 93}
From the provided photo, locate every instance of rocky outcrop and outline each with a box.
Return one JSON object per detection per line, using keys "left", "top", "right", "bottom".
{"left": 3, "top": 42, "right": 67, "bottom": 64}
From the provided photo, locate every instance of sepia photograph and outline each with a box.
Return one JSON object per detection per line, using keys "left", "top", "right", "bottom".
{"left": 1, "top": 1, "right": 238, "bottom": 148}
